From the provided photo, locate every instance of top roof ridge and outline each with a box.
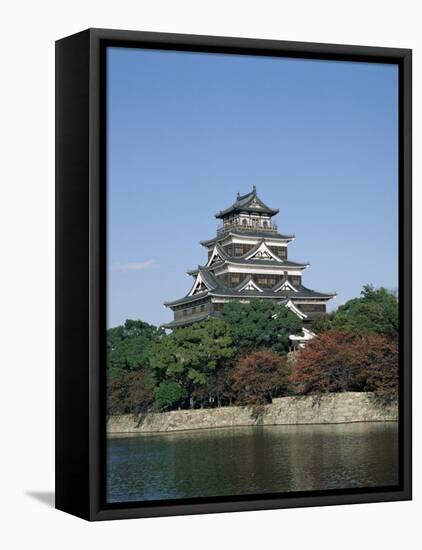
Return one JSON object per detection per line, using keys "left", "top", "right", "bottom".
{"left": 236, "top": 186, "right": 256, "bottom": 202}
{"left": 215, "top": 186, "right": 279, "bottom": 219}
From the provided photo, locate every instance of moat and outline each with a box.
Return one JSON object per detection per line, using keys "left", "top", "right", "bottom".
{"left": 106, "top": 422, "right": 398, "bottom": 503}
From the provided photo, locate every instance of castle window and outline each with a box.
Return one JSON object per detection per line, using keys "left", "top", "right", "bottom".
{"left": 289, "top": 276, "right": 301, "bottom": 288}
{"left": 231, "top": 274, "right": 241, "bottom": 285}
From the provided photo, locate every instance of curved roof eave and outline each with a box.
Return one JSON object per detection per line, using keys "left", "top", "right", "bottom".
{"left": 200, "top": 231, "right": 295, "bottom": 247}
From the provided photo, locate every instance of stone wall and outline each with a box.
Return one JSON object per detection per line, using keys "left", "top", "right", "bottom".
{"left": 108, "top": 392, "right": 398, "bottom": 434}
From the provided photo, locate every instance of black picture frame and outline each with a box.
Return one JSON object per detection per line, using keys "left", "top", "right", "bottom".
{"left": 55, "top": 28, "right": 412, "bottom": 521}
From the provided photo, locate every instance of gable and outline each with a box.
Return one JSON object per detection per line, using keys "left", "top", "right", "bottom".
{"left": 188, "top": 272, "right": 211, "bottom": 296}
{"left": 275, "top": 279, "right": 298, "bottom": 292}
{"left": 237, "top": 278, "right": 263, "bottom": 293}
{"left": 248, "top": 197, "right": 263, "bottom": 209}
{"left": 245, "top": 242, "right": 281, "bottom": 262}
{"left": 206, "top": 245, "right": 225, "bottom": 267}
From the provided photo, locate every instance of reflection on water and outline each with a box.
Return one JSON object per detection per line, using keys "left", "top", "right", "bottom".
{"left": 106, "top": 422, "right": 398, "bottom": 503}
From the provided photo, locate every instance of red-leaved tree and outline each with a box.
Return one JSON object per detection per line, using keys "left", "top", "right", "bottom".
{"left": 361, "top": 334, "right": 399, "bottom": 395}
{"left": 289, "top": 330, "right": 398, "bottom": 395}
{"left": 107, "top": 369, "right": 154, "bottom": 415}
{"left": 232, "top": 350, "right": 290, "bottom": 405}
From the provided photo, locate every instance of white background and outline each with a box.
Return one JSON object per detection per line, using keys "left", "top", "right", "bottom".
{"left": 0, "top": 1, "right": 419, "bottom": 548}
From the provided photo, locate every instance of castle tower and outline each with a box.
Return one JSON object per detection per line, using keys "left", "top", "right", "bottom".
{"left": 163, "top": 187, "right": 335, "bottom": 329}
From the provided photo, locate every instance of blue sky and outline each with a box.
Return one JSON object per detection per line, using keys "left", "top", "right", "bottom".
{"left": 107, "top": 47, "right": 398, "bottom": 328}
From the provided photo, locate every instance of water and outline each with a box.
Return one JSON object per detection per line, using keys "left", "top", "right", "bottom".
{"left": 106, "top": 422, "right": 398, "bottom": 503}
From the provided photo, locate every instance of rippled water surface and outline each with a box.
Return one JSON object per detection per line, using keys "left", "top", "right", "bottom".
{"left": 107, "top": 422, "right": 398, "bottom": 503}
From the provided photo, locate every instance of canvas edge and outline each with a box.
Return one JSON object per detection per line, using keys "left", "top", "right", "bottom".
{"left": 55, "top": 28, "right": 412, "bottom": 521}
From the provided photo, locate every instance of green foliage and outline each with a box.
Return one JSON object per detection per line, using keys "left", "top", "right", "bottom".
{"left": 330, "top": 285, "right": 398, "bottom": 338}
{"left": 107, "top": 319, "right": 165, "bottom": 377}
{"left": 154, "top": 380, "right": 183, "bottom": 410}
{"left": 106, "top": 285, "right": 399, "bottom": 414}
{"left": 309, "top": 311, "right": 336, "bottom": 334}
{"left": 149, "top": 318, "right": 235, "bottom": 405}
{"left": 222, "top": 299, "right": 302, "bottom": 353}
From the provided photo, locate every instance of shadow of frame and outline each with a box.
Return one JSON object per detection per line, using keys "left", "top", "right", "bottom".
{"left": 26, "top": 491, "right": 55, "bottom": 508}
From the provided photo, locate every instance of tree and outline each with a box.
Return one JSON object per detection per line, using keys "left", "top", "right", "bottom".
{"left": 289, "top": 330, "right": 364, "bottom": 393}
{"left": 330, "top": 285, "right": 398, "bottom": 338}
{"left": 232, "top": 350, "right": 291, "bottom": 405}
{"left": 361, "top": 334, "right": 399, "bottom": 395}
{"left": 190, "top": 363, "right": 237, "bottom": 408}
{"left": 289, "top": 329, "right": 398, "bottom": 396}
{"left": 107, "top": 369, "right": 154, "bottom": 415}
{"left": 309, "top": 311, "right": 336, "bottom": 334}
{"left": 149, "top": 317, "right": 235, "bottom": 408}
{"left": 107, "top": 319, "right": 165, "bottom": 377}
{"left": 154, "top": 380, "right": 183, "bottom": 410}
{"left": 221, "top": 300, "right": 302, "bottom": 354}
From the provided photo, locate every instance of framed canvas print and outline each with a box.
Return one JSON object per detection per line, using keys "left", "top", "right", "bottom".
{"left": 55, "top": 28, "right": 412, "bottom": 521}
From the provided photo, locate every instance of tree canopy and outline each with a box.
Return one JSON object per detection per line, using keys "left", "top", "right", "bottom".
{"left": 233, "top": 350, "right": 291, "bottom": 405}
{"left": 106, "top": 285, "right": 399, "bottom": 414}
{"left": 222, "top": 299, "right": 302, "bottom": 353}
{"left": 329, "top": 285, "right": 398, "bottom": 338}
{"left": 154, "top": 380, "right": 183, "bottom": 410}
{"left": 107, "top": 319, "right": 165, "bottom": 378}
{"left": 289, "top": 329, "right": 398, "bottom": 395}
{"left": 107, "top": 369, "right": 154, "bottom": 415}
{"left": 149, "top": 317, "right": 235, "bottom": 408}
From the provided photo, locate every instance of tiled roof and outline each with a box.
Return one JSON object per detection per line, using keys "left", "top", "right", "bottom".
{"left": 215, "top": 187, "right": 279, "bottom": 219}
{"left": 162, "top": 311, "right": 212, "bottom": 329}
{"left": 189, "top": 257, "right": 309, "bottom": 275}
{"left": 164, "top": 264, "right": 336, "bottom": 307}
{"left": 200, "top": 230, "right": 295, "bottom": 247}
{"left": 209, "top": 285, "right": 336, "bottom": 300}
{"left": 233, "top": 257, "right": 307, "bottom": 267}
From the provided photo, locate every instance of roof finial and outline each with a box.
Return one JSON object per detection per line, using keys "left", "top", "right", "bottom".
{"left": 252, "top": 184, "right": 256, "bottom": 193}
{"left": 237, "top": 191, "right": 240, "bottom": 200}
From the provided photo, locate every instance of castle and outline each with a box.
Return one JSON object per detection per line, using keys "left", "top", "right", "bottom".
{"left": 163, "top": 187, "right": 335, "bottom": 331}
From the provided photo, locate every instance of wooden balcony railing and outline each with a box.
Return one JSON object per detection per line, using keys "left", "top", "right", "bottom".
{"left": 217, "top": 220, "right": 278, "bottom": 235}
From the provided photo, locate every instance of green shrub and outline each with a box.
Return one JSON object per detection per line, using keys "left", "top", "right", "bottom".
{"left": 154, "top": 380, "right": 183, "bottom": 410}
